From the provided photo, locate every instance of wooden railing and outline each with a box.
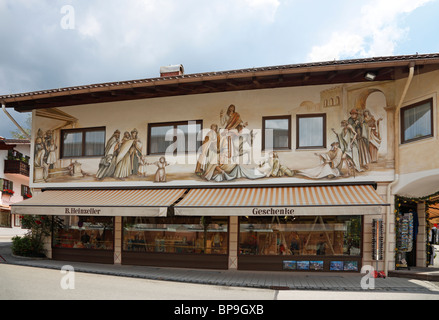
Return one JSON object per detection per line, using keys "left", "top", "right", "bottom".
{"left": 4, "top": 160, "right": 30, "bottom": 177}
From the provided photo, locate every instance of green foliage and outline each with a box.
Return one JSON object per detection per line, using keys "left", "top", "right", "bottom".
{"left": 11, "top": 235, "right": 45, "bottom": 258}
{"left": 13, "top": 215, "right": 55, "bottom": 258}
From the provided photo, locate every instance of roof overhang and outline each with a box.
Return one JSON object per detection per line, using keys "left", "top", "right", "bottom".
{"left": 2, "top": 53, "right": 439, "bottom": 112}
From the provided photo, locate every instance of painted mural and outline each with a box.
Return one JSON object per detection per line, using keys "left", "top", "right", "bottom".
{"left": 32, "top": 85, "right": 391, "bottom": 186}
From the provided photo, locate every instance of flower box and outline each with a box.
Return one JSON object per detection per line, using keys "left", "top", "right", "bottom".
{"left": 2, "top": 189, "right": 15, "bottom": 196}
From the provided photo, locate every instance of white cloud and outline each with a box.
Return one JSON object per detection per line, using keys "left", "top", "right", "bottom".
{"left": 242, "top": 0, "right": 280, "bottom": 22}
{"left": 78, "top": 14, "right": 101, "bottom": 38}
{"left": 307, "top": 0, "right": 436, "bottom": 62}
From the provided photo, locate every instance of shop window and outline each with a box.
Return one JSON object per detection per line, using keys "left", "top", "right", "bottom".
{"left": 239, "top": 216, "right": 361, "bottom": 257}
{"left": 401, "top": 98, "right": 434, "bottom": 144}
{"left": 13, "top": 214, "right": 21, "bottom": 227}
{"left": 148, "top": 120, "right": 202, "bottom": 155}
{"left": 296, "top": 114, "right": 326, "bottom": 149}
{"left": 262, "top": 116, "right": 291, "bottom": 150}
{"left": 61, "top": 127, "right": 106, "bottom": 158}
{"left": 52, "top": 216, "right": 114, "bottom": 250}
{"left": 123, "top": 216, "right": 228, "bottom": 255}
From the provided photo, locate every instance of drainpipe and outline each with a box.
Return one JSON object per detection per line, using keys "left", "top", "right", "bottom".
{"left": 384, "top": 62, "right": 415, "bottom": 276}
{"left": 2, "top": 103, "right": 31, "bottom": 140}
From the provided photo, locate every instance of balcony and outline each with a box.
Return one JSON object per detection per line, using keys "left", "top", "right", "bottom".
{"left": 4, "top": 159, "right": 30, "bottom": 177}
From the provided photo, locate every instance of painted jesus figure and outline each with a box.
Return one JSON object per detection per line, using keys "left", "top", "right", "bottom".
{"left": 220, "top": 104, "right": 248, "bottom": 160}
{"left": 220, "top": 104, "right": 247, "bottom": 130}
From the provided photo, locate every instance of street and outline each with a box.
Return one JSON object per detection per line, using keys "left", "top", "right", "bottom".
{"left": 1, "top": 264, "right": 439, "bottom": 300}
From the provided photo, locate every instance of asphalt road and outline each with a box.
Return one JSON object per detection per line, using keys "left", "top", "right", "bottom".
{"left": 2, "top": 264, "right": 439, "bottom": 301}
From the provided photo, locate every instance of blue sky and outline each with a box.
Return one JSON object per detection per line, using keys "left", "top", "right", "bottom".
{"left": 1, "top": 0, "right": 438, "bottom": 138}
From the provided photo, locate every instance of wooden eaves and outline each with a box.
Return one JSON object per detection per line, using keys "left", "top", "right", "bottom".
{"left": 1, "top": 53, "right": 439, "bottom": 112}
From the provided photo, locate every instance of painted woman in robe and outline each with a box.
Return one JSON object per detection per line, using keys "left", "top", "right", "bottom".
{"left": 332, "top": 120, "right": 363, "bottom": 173}
{"left": 363, "top": 110, "right": 383, "bottom": 163}
{"left": 113, "top": 131, "right": 134, "bottom": 179}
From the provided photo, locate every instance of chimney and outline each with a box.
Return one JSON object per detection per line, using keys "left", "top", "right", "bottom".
{"left": 160, "top": 64, "right": 184, "bottom": 77}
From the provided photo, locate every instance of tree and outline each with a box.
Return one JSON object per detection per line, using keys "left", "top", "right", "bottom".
{"left": 9, "top": 113, "right": 31, "bottom": 140}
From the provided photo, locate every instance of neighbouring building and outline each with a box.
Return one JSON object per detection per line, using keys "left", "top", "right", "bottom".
{"left": 3, "top": 54, "right": 439, "bottom": 274}
{"left": 0, "top": 137, "right": 31, "bottom": 228}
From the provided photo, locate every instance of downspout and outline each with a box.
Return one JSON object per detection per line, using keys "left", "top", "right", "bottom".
{"left": 384, "top": 62, "right": 415, "bottom": 275}
{"left": 2, "top": 103, "right": 31, "bottom": 140}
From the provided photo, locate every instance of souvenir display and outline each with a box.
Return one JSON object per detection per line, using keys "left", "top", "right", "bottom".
{"left": 396, "top": 213, "right": 414, "bottom": 252}
{"left": 396, "top": 212, "right": 414, "bottom": 269}
{"left": 372, "top": 219, "right": 384, "bottom": 261}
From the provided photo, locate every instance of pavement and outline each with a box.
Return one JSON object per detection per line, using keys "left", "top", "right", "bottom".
{"left": 1, "top": 227, "right": 439, "bottom": 294}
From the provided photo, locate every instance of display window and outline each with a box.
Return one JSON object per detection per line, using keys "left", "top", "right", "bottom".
{"left": 239, "top": 216, "right": 361, "bottom": 257}
{"left": 123, "top": 216, "right": 228, "bottom": 255}
{"left": 52, "top": 216, "right": 114, "bottom": 250}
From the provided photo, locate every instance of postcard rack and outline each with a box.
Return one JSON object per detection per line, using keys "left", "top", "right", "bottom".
{"left": 396, "top": 212, "right": 414, "bottom": 270}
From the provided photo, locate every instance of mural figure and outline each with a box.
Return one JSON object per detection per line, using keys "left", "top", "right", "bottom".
{"left": 152, "top": 156, "right": 170, "bottom": 182}
{"left": 332, "top": 120, "right": 363, "bottom": 173}
{"left": 130, "top": 128, "right": 143, "bottom": 175}
{"left": 258, "top": 152, "right": 293, "bottom": 178}
{"left": 220, "top": 104, "right": 248, "bottom": 131}
{"left": 195, "top": 124, "right": 220, "bottom": 176}
{"left": 348, "top": 109, "right": 371, "bottom": 169}
{"left": 96, "top": 130, "right": 120, "bottom": 180}
{"left": 296, "top": 142, "right": 343, "bottom": 179}
{"left": 138, "top": 155, "right": 148, "bottom": 177}
{"left": 113, "top": 131, "right": 134, "bottom": 180}
{"left": 205, "top": 163, "right": 266, "bottom": 182}
{"left": 363, "top": 110, "right": 383, "bottom": 163}
{"left": 220, "top": 104, "right": 248, "bottom": 160}
{"left": 46, "top": 139, "right": 57, "bottom": 169}
{"left": 34, "top": 129, "right": 57, "bottom": 181}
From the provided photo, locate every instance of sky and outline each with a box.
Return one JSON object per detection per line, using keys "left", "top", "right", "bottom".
{"left": 0, "top": 0, "right": 439, "bottom": 138}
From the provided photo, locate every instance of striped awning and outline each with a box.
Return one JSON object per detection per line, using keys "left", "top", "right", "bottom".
{"left": 0, "top": 204, "right": 11, "bottom": 211}
{"left": 174, "top": 185, "right": 388, "bottom": 216}
{"left": 11, "top": 189, "right": 186, "bottom": 217}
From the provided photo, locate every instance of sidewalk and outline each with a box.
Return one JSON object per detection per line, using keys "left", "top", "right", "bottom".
{"left": 1, "top": 237, "right": 439, "bottom": 294}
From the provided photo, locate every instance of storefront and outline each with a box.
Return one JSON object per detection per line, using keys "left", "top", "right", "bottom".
{"left": 122, "top": 216, "right": 229, "bottom": 269}
{"left": 0, "top": 206, "right": 11, "bottom": 227}
{"left": 173, "top": 184, "right": 387, "bottom": 272}
{"left": 394, "top": 193, "right": 439, "bottom": 269}
{"left": 11, "top": 184, "right": 388, "bottom": 271}
{"left": 238, "top": 215, "right": 362, "bottom": 272}
{"left": 52, "top": 215, "right": 115, "bottom": 264}
{"left": 12, "top": 188, "right": 187, "bottom": 265}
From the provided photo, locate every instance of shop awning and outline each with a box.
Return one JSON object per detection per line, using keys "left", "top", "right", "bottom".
{"left": 174, "top": 185, "right": 388, "bottom": 216}
{"left": 0, "top": 204, "right": 11, "bottom": 211}
{"left": 11, "top": 189, "right": 186, "bottom": 217}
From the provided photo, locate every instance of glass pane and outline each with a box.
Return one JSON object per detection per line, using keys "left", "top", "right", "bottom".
{"left": 150, "top": 125, "right": 174, "bottom": 154}
{"left": 85, "top": 130, "right": 105, "bottom": 156}
{"left": 123, "top": 217, "right": 228, "bottom": 255}
{"left": 298, "top": 117, "right": 323, "bottom": 148}
{"left": 53, "top": 216, "right": 114, "bottom": 250}
{"left": 177, "top": 122, "right": 202, "bottom": 153}
{"left": 265, "top": 118, "right": 289, "bottom": 149}
{"left": 404, "top": 102, "right": 432, "bottom": 141}
{"left": 239, "top": 216, "right": 361, "bottom": 256}
{"left": 62, "top": 132, "right": 82, "bottom": 157}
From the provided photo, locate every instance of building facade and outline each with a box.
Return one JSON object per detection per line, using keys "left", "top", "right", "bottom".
{"left": 0, "top": 138, "right": 30, "bottom": 228}
{"left": 5, "top": 54, "right": 439, "bottom": 274}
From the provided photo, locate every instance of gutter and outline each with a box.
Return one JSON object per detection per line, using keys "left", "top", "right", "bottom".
{"left": 2, "top": 103, "right": 31, "bottom": 140}
{"left": 384, "top": 62, "right": 415, "bottom": 276}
